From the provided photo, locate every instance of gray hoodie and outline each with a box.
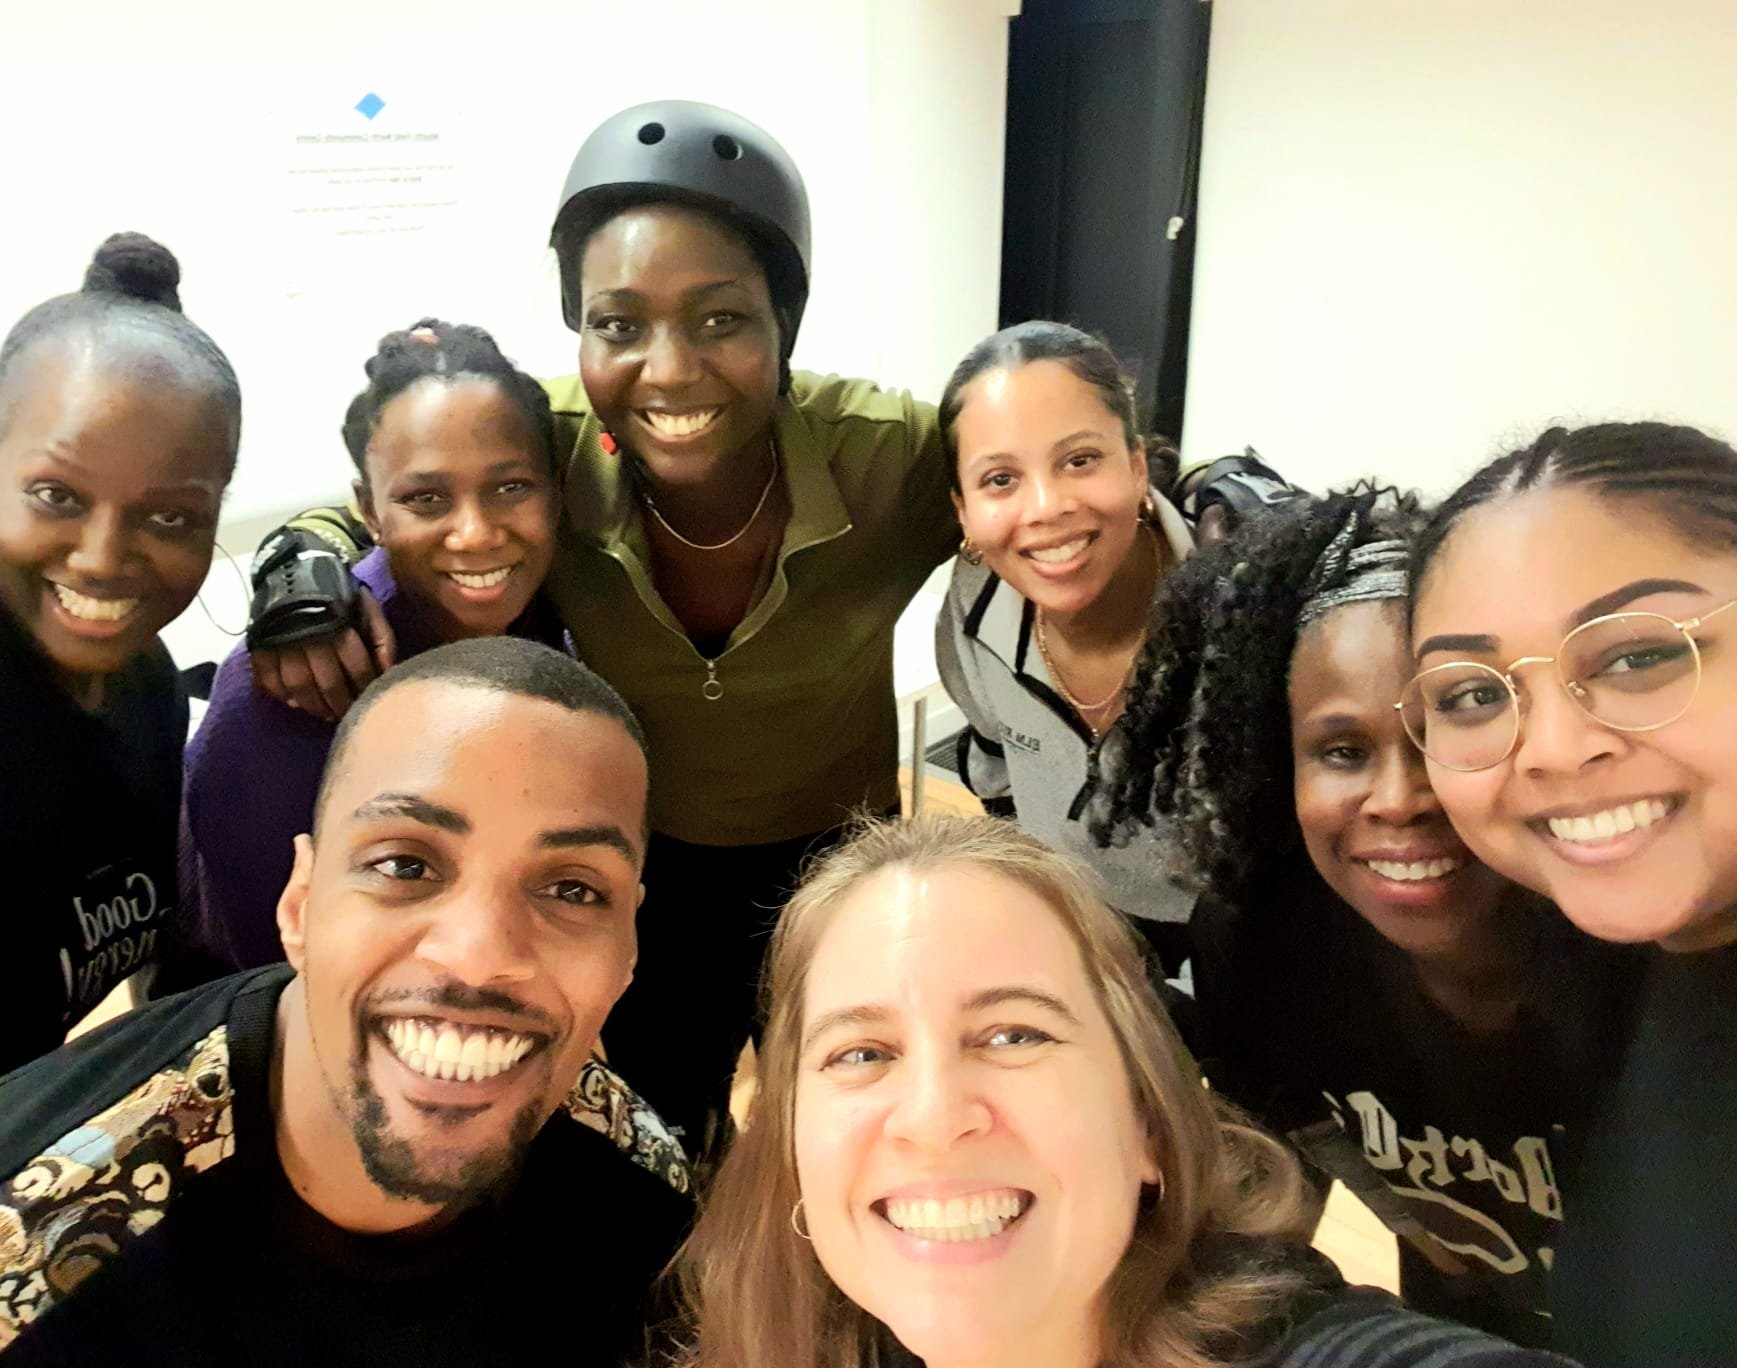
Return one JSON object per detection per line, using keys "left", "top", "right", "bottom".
{"left": 934, "top": 497, "right": 1195, "bottom": 924}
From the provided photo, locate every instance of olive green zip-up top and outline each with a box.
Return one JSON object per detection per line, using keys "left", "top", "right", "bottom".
{"left": 541, "top": 370, "right": 957, "bottom": 845}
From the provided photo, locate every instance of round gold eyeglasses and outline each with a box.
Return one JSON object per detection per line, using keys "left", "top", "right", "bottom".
{"left": 1397, "top": 599, "right": 1737, "bottom": 772}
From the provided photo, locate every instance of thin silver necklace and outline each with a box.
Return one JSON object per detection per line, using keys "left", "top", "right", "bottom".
{"left": 642, "top": 441, "right": 779, "bottom": 552}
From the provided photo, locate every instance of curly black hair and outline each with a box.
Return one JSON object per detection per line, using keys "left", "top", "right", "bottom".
{"left": 1098, "top": 486, "right": 1426, "bottom": 915}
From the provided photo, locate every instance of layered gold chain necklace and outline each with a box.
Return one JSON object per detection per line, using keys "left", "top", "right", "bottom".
{"left": 1033, "top": 527, "right": 1159, "bottom": 742}
{"left": 1034, "top": 614, "right": 1145, "bottom": 742}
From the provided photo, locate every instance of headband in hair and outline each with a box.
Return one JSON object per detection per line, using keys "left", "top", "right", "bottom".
{"left": 1297, "top": 536, "right": 1409, "bottom": 629}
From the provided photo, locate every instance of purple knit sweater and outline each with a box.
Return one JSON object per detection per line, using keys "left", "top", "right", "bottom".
{"left": 180, "top": 549, "right": 569, "bottom": 969}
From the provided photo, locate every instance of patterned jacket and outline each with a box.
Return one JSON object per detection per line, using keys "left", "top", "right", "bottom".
{"left": 0, "top": 964, "right": 689, "bottom": 1354}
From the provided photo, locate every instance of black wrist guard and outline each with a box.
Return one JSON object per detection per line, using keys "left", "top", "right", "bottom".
{"left": 245, "top": 530, "right": 362, "bottom": 650}
{"left": 1176, "top": 449, "right": 1309, "bottom": 528}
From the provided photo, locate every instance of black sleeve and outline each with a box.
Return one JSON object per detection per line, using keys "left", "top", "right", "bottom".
{"left": 129, "top": 651, "right": 224, "bottom": 997}
{"left": 587, "top": 1150, "right": 694, "bottom": 1368}
{"left": 102, "top": 646, "right": 228, "bottom": 1002}
{"left": 263, "top": 505, "right": 374, "bottom": 567}
{"left": 1269, "top": 1288, "right": 1581, "bottom": 1367}
{"left": 145, "top": 930, "right": 236, "bottom": 1000}
{"left": 1189, "top": 893, "right": 1315, "bottom": 1129}
{"left": 0, "top": 970, "right": 276, "bottom": 1174}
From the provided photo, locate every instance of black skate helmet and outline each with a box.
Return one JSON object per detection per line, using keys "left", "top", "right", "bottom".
{"left": 551, "top": 101, "right": 811, "bottom": 385}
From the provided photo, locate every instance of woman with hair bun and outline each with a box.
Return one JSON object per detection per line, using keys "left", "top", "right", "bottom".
{"left": 0, "top": 233, "right": 242, "bottom": 1074}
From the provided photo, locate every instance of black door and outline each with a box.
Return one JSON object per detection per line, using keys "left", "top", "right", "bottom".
{"left": 1000, "top": 0, "right": 1211, "bottom": 442}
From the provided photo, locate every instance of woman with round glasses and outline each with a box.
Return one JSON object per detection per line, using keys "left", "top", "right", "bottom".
{"left": 1405, "top": 421, "right": 1737, "bottom": 1366}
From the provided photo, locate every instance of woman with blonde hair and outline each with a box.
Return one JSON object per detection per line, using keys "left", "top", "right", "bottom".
{"left": 675, "top": 814, "right": 1576, "bottom": 1368}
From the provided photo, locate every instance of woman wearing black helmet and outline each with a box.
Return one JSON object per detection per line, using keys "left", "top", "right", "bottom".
{"left": 246, "top": 101, "right": 960, "bottom": 1154}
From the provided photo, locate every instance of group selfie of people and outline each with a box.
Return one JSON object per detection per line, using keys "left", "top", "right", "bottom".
{"left": 0, "top": 97, "right": 1732, "bottom": 1368}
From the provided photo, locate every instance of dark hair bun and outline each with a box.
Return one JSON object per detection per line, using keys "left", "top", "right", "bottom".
{"left": 82, "top": 233, "right": 183, "bottom": 312}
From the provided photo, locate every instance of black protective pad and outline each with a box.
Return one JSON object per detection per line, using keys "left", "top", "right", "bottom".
{"left": 1177, "top": 449, "right": 1310, "bottom": 523}
{"left": 244, "top": 534, "right": 360, "bottom": 650}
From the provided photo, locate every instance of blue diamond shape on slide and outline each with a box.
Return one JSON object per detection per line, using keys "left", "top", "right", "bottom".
{"left": 355, "top": 93, "right": 385, "bottom": 120}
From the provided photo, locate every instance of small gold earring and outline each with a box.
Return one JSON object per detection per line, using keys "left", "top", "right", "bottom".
{"left": 1139, "top": 492, "right": 1160, "bottom": 525}
{"left": 960, "top": 537, "right": 983, "bottom": 567}
{"left": 790, "top": 1198, "right": 813, "bottom": 1241}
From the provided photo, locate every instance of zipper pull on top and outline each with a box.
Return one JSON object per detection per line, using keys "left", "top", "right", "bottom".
{"left": 701, "top": 658, "right": 723, "bottom": 701}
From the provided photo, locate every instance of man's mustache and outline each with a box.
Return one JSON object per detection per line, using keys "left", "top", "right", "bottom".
{"left": 365, "top": 980, "right": 559, "bottom": 1033}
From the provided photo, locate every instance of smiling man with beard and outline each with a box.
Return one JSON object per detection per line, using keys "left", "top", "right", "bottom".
{"left": 0, "top": 637, "right": 689, "bottom": 1366}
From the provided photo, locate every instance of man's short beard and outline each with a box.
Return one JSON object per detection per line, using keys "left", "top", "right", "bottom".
{"left": 347, "top": 1074, "right": 542, "bottom": 1210}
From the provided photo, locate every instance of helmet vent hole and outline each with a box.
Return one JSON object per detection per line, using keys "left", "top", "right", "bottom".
{"left": 637, "top": 122, "right": 666, "bottom": 146}
{"left": 712, "top": 134, "right": 743, "bottom": 161}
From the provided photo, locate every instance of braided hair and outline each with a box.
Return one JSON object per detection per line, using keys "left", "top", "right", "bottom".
{"left": 340, "top": 318, "right": 556, "bottom": 479}
{"left": 0, "top": 232, "right": 240, "bottom": 458}
{"left": 1099, "top": 487, "right": 1425, "bottom": 915}
{"left": 1410, "top": 421, "right": 1737, "bottom": 616}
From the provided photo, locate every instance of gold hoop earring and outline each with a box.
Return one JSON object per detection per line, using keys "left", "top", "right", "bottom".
{"left": 1139, "top": 492, "right": 1160, "bottom": 525}
{"left": 960, "top": 537, "right": 983, "bottom": 567}
{"left": 790, "top": 1198, "right": 812, "bottom": 1242}
{"left": 196, "top": 539, "right": 249, "bottom": 638}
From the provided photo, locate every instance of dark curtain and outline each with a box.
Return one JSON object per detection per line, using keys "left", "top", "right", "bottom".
{"left": 999, "top": 0, "right": 1212, "bottom": 443}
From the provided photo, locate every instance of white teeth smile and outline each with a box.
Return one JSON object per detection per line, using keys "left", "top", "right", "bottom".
{"left": 642, "top": 408, "right": 721, "bottom": 438}
{"left": 1546, "top": 799, "right": 1671, "bottom": 844}
{"left": 883, "top": 1190, "right": 1030, "bottom": 1243}
{"left": 447, "top": 567, "right": 513, "bottom": 589}
{"left": 1026, "top": 536, "right": 1092, "bottom": 565}
{"left": 51, "top": 583, "right": 140, "bottom": 622}
{"left": 1365, "top": 857, "right": 1463, "bottom": 882}
{"left": 382, "top": 1018, "right": 538, "bottom": 1083}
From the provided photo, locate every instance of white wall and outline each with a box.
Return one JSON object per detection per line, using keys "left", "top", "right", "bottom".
{"left": 0, "top": 0, "right": 1015, "bottom": 697}
{"left": 1184, "top": 0, "right": 1737, "bottom": 496}
{"left": 1, "top": 0, "right": 1012, "bottom": 521}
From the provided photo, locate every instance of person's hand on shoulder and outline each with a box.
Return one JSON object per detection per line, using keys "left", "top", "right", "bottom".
{"left": 249, "top": 592, "right": 394, "bottom": 721}
{"left": 245, "top": 525, "right": 394, "bottom": 720}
